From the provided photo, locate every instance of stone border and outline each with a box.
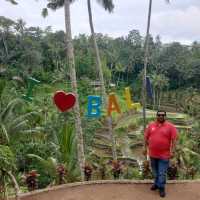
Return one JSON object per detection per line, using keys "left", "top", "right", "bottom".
{"left": 17, "top": 179, "right": 200, "bottom": 198}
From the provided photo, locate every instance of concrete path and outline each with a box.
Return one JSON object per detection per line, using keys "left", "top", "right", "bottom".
{"left": 15, "top": 180, "right": 200, "bottom": 200}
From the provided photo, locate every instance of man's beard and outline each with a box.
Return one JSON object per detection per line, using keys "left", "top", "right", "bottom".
{"left": 158, "top": 119, "right": 165, "bottom": 123}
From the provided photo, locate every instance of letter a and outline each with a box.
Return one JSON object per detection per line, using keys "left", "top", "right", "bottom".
{"left": 107, "top": 93, "right": 121, "bottom": 116}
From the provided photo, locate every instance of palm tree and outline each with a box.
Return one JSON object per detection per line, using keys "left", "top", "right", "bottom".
{"left": 142, "top": 0, "right": 170, "bottom": 130}
{"left": 151, "top": 73, "right": 169, "bottom": 109}
{"left": 87, "top": 0, "right": 117, "bottom": 161}
{"left": 87, "top": 0, "right": 114, "bottom": 104}
{"left": 0, "top": 16, "right": 16, "bottom": 61}
{"left": 42, "top": 0, "right": 85, "bottom": 180}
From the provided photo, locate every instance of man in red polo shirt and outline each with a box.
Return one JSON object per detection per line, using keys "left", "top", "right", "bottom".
{"left": 144, "top": 110, "right": 178, "bottom": 198}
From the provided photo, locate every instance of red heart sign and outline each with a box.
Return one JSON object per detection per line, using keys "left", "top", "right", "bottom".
{"left": 53, "top": 91, "right": 76, "bottom": 112}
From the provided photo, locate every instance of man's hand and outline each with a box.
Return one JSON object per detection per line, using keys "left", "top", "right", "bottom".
{"left": 170, "top": 151, "right": 175, "bottom": 159}
{"left": 170, "top": 139, "right": 176, "bottom": 159}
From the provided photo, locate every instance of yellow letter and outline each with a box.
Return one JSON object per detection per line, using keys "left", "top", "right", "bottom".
{"left": 125, "top": 87, "right": 134, "bottom": 109}
{"left": 124, "top": 87, "right": 141, "bottom": 111}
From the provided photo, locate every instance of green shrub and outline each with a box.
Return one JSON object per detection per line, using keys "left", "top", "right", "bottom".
{"left": 0, "top": 145, "right": 15, "bottom": 171}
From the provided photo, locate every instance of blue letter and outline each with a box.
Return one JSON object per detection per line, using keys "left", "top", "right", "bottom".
{"left": 87, "top": 96, "right": 101, "bottom": 118}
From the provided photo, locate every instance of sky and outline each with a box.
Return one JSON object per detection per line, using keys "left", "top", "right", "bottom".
{"left": 0, "top": 0, "right": 200, "bottom": 44}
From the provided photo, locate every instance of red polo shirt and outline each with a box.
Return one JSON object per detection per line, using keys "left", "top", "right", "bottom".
{"left": 145, "top": 121, "right": 178, "bottom": 159}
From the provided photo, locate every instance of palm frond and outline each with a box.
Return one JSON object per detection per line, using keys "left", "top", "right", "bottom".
{"left": 57, "top": 123, "right": 78, "bottom": 179}
{"left": 10, "top": 120, "right": 29, "bottom": 132}
{"left": 9, "top": 111, "right": 38, "bottom": 128}
{"left": 184, "top": 148, "right": 200, "bottom": 157}
{"left": 27, "top": 154, "right": 57, "bottom": 176}
{"left": 21, "top": 126, "right": 44, "bottom": 134}
{"left": 0, "top": 124, "right": 9, "bottom": 143}
{"left": 96, "top": 0, "right": 114, "bottom": 13}
{"left": 47, "top": 0, "right": 65, "bottom": 10}
{"left": 42, "top": 8, "right": 49, "bottom": 18}
{"left": 0, "top": 80, "right": 6, "bottom": 99}
{"left": 58, "top": 123, "right": 76, "bottom": 163}
{"left": 5, "top": 0, "right": 18, "bottom": 5}
{"left": 0, "top": 145, "right": 15, "bottom": 171}
{"left": 46, "top": 0, "right": 77, "bottom": 11}
{"left": 0, "top": 98, "right": 23, "bottom": 122}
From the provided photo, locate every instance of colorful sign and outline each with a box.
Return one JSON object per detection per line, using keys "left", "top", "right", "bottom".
{"left": 53, "top": 91, "right": 76, "bottom": 112}
{"left": 87, "top": 96, "right": 101, "bottom": 117}
{"left": 53, "top": 87, "right": 141, "bottom": 117}
{"left": 124, "top": 87, "right": 141, "bottom": 110}
{"left": 107, "top": 93, "right": 121, "bottom": 116}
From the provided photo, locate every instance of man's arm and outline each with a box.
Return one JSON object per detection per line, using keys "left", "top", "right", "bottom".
{"left": 170, "top": 125, "right": 178, "bottom": 158}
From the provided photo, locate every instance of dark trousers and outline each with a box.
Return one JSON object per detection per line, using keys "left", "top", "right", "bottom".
{"left": 150, "top": 157, "right": 169, "bottom": 189}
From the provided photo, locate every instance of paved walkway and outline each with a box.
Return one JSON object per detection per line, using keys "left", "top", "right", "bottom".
{"left": 16, "top": 180, "right": 200, "bottom": 200}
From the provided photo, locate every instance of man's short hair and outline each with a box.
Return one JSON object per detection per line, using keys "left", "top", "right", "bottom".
{"left": 157, "top": 110, "right": 166, "bottom": 116}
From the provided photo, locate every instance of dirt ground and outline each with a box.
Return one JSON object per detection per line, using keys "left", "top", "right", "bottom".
{"left": 16, "top": 181, "right": 200, "bottom": 200}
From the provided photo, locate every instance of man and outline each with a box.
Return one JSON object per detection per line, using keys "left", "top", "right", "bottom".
{"left": 144, "top": 110, "right": 178, "bottom": 198}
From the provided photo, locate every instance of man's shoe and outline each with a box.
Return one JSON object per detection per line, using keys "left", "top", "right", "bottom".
{"left": 150, "top": 184, "right": 158, "bottom": 191}
{"left": 159, "top": 188, "right": 166, "bottom": 198}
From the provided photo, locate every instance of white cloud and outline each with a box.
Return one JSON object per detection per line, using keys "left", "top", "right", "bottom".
{"left": 0, "top": 0, "right": 200, "bottom": 44}
{"left": 151, "top": 5, "right": 200, "bottom": 43}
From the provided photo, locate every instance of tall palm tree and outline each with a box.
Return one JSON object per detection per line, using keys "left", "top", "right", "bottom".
{"left": 42, "top": 0, "right": 85, "bottom": 180}
{"left": 87, "top": 0, "right": 114, "bottom": 104}
{"left": 87, "top": 0, "right": 117, "bottom": 161}
{"left": 142, "top": 0, "right": 170, "bottom": 130}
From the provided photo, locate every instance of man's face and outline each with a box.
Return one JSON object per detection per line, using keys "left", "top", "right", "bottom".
{"left": 156, "top": 112, "right": 166, "bottom": 123}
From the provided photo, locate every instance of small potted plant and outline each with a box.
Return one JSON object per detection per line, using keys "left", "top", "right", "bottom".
{"left": 25, "top": 170, "right": 39, "bottom": 191}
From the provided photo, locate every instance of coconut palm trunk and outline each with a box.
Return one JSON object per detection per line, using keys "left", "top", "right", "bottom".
{"left": 142, "top": 0, "right": 152, "bottom": 131}
{"left": 142, "top": 0, "right": 170, "bottom": 130}
{"left": 87, "top": 0, "right": 117, "bottom": 160}
{"left": 87, "top": 0, "right": 107, "bottom": 104}
{"left": 64, "top": 0, "right": 85, "bottom": 181}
